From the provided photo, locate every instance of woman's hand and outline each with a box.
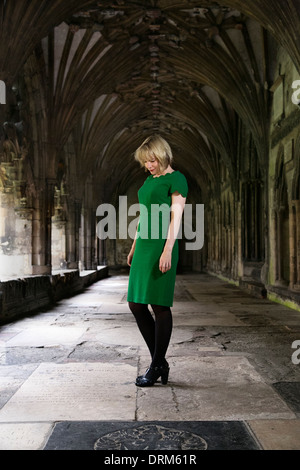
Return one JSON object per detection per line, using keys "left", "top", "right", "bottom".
{"left": 159, "top": 192, "right": 186, "bottom": 274}
{"left": 128, "top": 223, "right": 138, "bottom": 267}
{"left": 159, "top": 248, "right": 172, "bottom": 273}
{"left": 127, "top": 250, "right": 134, "bottom": 266}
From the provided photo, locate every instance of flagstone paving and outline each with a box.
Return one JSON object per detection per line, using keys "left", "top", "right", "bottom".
{"left": 0, "top": 272, "right": 299, "bottom": 450}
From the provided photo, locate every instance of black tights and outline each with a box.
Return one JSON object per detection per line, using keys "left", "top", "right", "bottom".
{"left": 129, "top": 302, "right": 172, "bottom": 368}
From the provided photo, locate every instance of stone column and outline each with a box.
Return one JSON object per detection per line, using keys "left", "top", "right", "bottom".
{"left": 276, "top": 210, "right": 282, "bottom": 283}
{"left": 66, "top": 200, "right": 80, "bottom": 269}
{"left": 85, "top": 208, "right": 92, "bottom": 270}
{"left": 236, "top": 197, "right": 243, "bottom": 279}
{"left": 51, "top": 219, "right": 66, "bottom": 270}
{"left": 79, "top": 209, "right": 85, "bottom": 271}
{"left": 290, "top": 200, "right": 300, "bottom": 290}
{"left": 289, "top": 202, "right": 296, "bottom": 289}
{"left": 98, "top": 239, "right": 107, "bottom": 265}
{"left": 269, "top": 208, "right": 277, "bottom": 286}
{"left": 217, "top": 203, "right": 222, "bottom": 271}
{"left": 32, "top": 180, "right": 55, "bottom": 275}
{"left": 296, "top": 201, "right": 300, "bottom": 287}
{"left": 207, "top": 210, "right": 212, "bottom": 270}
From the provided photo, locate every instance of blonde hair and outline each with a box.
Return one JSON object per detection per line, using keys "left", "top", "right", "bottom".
{"left": 135, "top": 135, "right": 173, "bottom": 172}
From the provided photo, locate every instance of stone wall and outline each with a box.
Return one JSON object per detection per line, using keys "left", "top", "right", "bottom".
{"left": 0, "top": 267, "right": 108, "bottom": 324}
{"left": 203, "top": 48, "right": 300, "bottom": 310}
{"left": 267, "top": 47, "right": 300, "bottom": 308}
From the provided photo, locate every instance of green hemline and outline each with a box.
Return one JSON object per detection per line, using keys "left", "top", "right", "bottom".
{"left": 127, "top": 297, "right": 173, "bottom": 308}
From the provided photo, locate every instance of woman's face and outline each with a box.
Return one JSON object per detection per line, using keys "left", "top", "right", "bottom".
{"left": 144, "top": 155, "right": 160, "bottom": 175}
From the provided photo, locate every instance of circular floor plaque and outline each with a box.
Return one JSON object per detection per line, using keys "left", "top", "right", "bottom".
{"left": 94, "top": 424, "right": 208, "bottom": 450}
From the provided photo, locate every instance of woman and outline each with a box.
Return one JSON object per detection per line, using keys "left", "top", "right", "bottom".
{"left": 127, "top": 135, "right": 188, "bottom": 387}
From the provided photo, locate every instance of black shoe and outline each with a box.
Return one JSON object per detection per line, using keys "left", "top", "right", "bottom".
{"left": 136, "top": 359, "right": 169, "bottom": 381}
{"left": 135, "top": 363, "right": 169, "bottom": 387}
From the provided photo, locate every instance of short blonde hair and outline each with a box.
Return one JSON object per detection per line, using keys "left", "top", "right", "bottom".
{"left": 135, "top": 135, "right": 173, "bottom": 172}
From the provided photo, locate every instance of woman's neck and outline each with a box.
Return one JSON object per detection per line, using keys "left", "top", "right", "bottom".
{"left": 154, "top": 165, "right": 174, "bottom": 177}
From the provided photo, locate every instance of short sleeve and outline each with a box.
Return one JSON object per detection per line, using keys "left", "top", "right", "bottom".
{"left": 170, "top": 172, "right": 188, "bottom": 198}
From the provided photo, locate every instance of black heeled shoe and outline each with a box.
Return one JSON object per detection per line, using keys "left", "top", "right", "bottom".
{"left": 135, "top": 363, "right": 170, "bottom": 387}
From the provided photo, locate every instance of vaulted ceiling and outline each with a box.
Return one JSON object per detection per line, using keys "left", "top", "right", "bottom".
{"left": 1, "top": 0, "right": 300, "bottom": 203}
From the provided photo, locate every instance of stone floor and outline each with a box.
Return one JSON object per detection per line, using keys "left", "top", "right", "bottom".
{"left": 0, "top": 272, "right": 300, "bottom": 450}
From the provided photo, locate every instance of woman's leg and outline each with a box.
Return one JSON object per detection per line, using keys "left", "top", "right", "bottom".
{"left": 150, "top": 304, "right": 173, "bottom": 368}
{"left": 128, "top": 302, "right": 155, "bottom": 359}
{"left": 134, "top": 304, "right": 172, "bottom": 387}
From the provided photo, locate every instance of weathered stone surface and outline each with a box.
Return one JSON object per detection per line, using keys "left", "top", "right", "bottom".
{"left": 0, "top": 273, "right": 299, "bottom": 450}
{"left": 136, "top": 356, "right": 295, "bottom": 421}
{"left": 0, "top": 423, "right": 53, "bottom": 450}
{"left": 249, "top": 420, "right": 300, "bottom": 450}
{"left": 0, "top": 362, "right": 137, "bottom": 422}
{"left": 0, "top": 364, "right": 37, "bottom": 408}
{"left": 5, "top": 325, "right": 87, "bottom": 348}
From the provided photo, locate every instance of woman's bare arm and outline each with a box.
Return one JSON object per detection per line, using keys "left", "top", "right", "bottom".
{"left": 159, "top": 192, "right": 186, "bottom": 273}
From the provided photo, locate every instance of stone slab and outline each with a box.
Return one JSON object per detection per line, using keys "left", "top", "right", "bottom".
{"left": 94, "top": 325, "right": 194, "bottom": 347}
{"left": 173, "top": 312, "right": 245, "bottom": 326}
{"left": 172, "top": 302, "right": 237, "bottom": 314}
{"left": 136, "top": 356, "right": 295, "bottom": 421}
{"left": 97, "top": 304, "right": 132, "bottom": 314}
{"left": 62, "top": 293, "right": 123, "bottom": 306}
{"left": 248, "top": 419, "right": 300, "bottom": 450}
{"left": 272, "top": 382, "right": 300, "bottom": 412}
{"left": 44, "top": 420, "right": 260, "bottom": 450}
{"left": 0, "top": 422, "right": 53, "bottom": 450}
{"left": 4, "top": 325, "right": 87, "bottom": 347}
{"left": 0, "top": 362, "right": 136, "bottom": 422}
{"left": 0, "top": 365, "right": 37, "bottom": 407}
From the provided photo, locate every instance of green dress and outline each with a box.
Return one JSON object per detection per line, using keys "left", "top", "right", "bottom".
{"left": 127, "top": 171, "right": 188, "bottom": 307}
